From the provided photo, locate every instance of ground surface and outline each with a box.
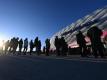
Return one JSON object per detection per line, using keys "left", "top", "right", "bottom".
{"left": 0, "top": 54, "right": 107, "bottom": 80}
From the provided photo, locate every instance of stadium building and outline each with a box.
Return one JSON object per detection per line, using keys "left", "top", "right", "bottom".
{"left": 50, "top": 6, "right": 107, "bottom": 49}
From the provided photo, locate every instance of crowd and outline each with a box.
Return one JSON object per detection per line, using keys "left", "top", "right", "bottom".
{"left": 0, "top": 37, "right": 51, "bottom": 56}
{"left": 76, "top": 26, "right": 107, "bottom": 58}
{"left": 0, "top": 26, "right": 107, "bottom": 58}
{"left": 54, "top": 26, "right": 107, "bottom": 58}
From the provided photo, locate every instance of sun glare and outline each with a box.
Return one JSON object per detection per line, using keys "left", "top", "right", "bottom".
{"left": 0, "top": 35, "right": 7, "bottom": 48}
{"left": 0, "top": 40, "right": 4, "bottom": 47}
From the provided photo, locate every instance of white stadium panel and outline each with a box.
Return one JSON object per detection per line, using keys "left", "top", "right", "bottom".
{"left": 64, "top": 26, "right": 71, "bottom": 32}
{"left": 80, "top": 27, "right": 87, "bottom": 32}
{"left": 101, "top": 11, "right": 107, "bottom": 18}
{"left": 99, "top": 20, "right": 107, "bottom": 29}
{"left": 92, "top": 8, "right": 107, "bottom": 20}
{"left": 93, "top": 8, "right": 102, "bottom": 14}
{"left": 91, "top": 9, "right": 104, "bottom": 20}
{"left": 75, "top": 19, "right": 83, "bottom": 26}
{"left": 69, "top": 23, "right": 76, "bottom": 31}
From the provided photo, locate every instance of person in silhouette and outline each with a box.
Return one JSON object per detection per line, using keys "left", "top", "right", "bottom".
{"left": 54, "top": 36, "right": 60, "bottom": 56}
{"left": 13, "top": 37, "right": 19, "bottom": 55}
{"left": 45, "top": 38, "right": 50, "bottom": 56}
{"left": 12, "top": 37, "right": 16, "bottom": 54}
{"left": 29, "top": 40, "right": 34, "bottom": 55}
{"left": 37, "top": 40, "right": 41, "bottom": 55}
{"left": 43, "top": 46, "right": 46, "bottom": 54}
{"left": 23, "top": 38, "right": 28, "bottom": 55}
{"left": 87, "top": 26, "right": 105, "bottom": 58}
{"left": 9, "top": 37, "right": 16, "bottom": 54}
{"left": 34, "top": 37, "right": 39, "bottom": 53}
{"left": 9, "top": 38, "right": 14, "bottom": 53}
{"left": 18, "top": 38, "right": 23, "bottom": 54}
{"left": 60, "top": 37, "right": 68, "bottom": 56}
{"left": 4, "top": 40, "right": 10, "bottom": 54}
{"left": 76, "top": 31, "right": 87, "bottom": 57}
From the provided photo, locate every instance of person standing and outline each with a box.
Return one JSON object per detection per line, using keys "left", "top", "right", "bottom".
{"left": 76, "top": 31, "right": 87, "bottom": 57}
{"left": 45, "top": 38, "right": 50, "bottom": 56}
{"left": 23, "top": 38, "right": 28, "bottom": 55}
{"left": 18, "top": 38, "right": 23, "bottom": 54}
{"left": 37, "top": 40, "right": 41, "bottom": 55}
{"left": 34, "top": 37, "right": 39, "bottom": 53}
{"left": 29, "top": 40, "right": 34, "bottom": 55}
{"left": 54, "top": 36, "right": 60, "bottom": 56}
{"left": 60, "top": 37, "right": 68, "bottom": 56}
{"left": 13, "top": 37, "right": 19, "bottom": 55}
{"left": 87, "top": 26, "right": 105, "bottom": 58}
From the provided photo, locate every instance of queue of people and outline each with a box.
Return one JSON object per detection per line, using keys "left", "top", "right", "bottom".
{"left": 76, "top": 26, "right": 106, "bottom": 58}
{"left": 54, "top": 26, "right": 107, "bottom": 58}
{"left": 54, "top": 36, "right": 68, "bottom": 56}
{"left": 2, "top": 37, "right": 41, "bottom": 55}
{"left": 0, "top": 26, "right": 107, "bottom": 58}
{"left": 1, "top": 37, "right": 51, "bottom": 56}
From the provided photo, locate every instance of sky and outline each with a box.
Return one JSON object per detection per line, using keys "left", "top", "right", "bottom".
{"left": 0, "top": 0, "right": 107, "bottom": 46}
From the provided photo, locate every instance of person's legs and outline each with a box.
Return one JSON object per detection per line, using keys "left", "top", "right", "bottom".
{"left": 79, "top": 46, "right": 83, "bottom": 57}
{"left": 29, "top": 47, "right": 31, "bottom": 55}
{"left": 83, "top": 46, "right": 88, "bottom": 57}
{"left": 25, "top": 47, "right": 27, "bottom": 55}
{"left": 23, "top": 47, "right": 26, "bottom": 55}
{"left": 46, "top": 48, "right": 49, "bottom": 56}
{"left": 92, "top": 46, "right": 98, "bottom": 58}
{"left": 56, "top": 47, "right": 60, "bottom": 56}
{"left": 98, "top": 45, "right": 105, "bottom": 58}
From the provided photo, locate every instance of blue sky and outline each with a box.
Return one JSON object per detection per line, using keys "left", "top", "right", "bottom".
{"left": 0, "top": 0, "right": 107, "bottom": 46}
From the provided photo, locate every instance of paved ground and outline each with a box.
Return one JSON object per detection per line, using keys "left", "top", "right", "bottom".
{"left": 0, "top": 55, "right": 107, "bottom": 80}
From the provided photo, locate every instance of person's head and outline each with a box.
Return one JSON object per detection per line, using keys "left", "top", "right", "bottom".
{"left": 79, "top": 30, "right": 82, "bottom": 33}
{"left": 55, "top": 36, "right": 59, "bottom": 39}
{"left": 48, "top": 38, "right": 50, "bottom": 41}
{"left": 36, "top": 37, "right": 38, "bottom": 39}
{"left": 31, "top": 40, "right": 33, "bottom": 42}
{"left": 17, "top": 37, "right": 19, "bottom": 40}
{"left": 61, "top": 36, "right": 64, "bottom": 40}
{"left": 13, "top": 37, "right": 15, "bottom": 39}
{"left": 77, "top": 30, "right": 82, "bottom": 35}
{"left": 25, "top": 38, "right": 28, "bottom": 40}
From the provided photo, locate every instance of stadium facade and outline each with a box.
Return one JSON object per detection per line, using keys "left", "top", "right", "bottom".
{"left": 50, "top": 6, "right": 107, "bottom": 49}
